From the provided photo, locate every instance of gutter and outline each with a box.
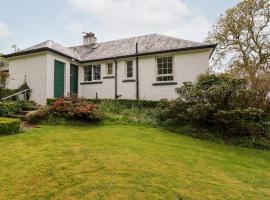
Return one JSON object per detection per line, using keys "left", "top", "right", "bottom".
{"left": 209, "top": 43, "right": 218, "bottom": 59}
{"left": 135, "top": 43, "right": 139, "bottom": 100}
{"left": 114, "top": 59, "right": 118, "bottom": 99}
{"left": 3, "top": 47, "right": 81, "bottom": 63}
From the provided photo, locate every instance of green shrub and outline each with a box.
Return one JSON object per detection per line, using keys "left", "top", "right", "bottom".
{"left": 160, "top": 73, "right": 270, "bottom": 136}
{"left": 0, "top": 118, "right": 20, "bottom": 135}
{"left": 26, "top": 108, "right": 50, "bottom": 124}
{"left": 0, "top": 82, "right": 31, "bottom": 101}
{"left": 0, "top": 101, "right": 24, "bottom": 117}
{"left": 213, "top": 108, "right": 267, "bottom": 136}
{"left": 47, "top": 98, "right": 166, "bottom": 109}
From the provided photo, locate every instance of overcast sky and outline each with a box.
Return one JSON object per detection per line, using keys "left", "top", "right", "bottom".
{"left": 0, "top": 0, "right": 239, "bottom": 53}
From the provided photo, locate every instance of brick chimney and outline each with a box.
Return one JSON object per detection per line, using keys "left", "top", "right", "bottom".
{"left": 82, "top": 32, "right": 97, "bottom": 45}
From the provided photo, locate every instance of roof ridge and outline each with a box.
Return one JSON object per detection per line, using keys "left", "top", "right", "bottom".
{"left": 155, "top": 34, "right": 205, "bottom": 45}
{"left": 69, "top": 33, "right": 157, "bottom": 48}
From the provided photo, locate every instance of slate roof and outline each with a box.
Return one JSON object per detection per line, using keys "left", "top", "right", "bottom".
{"left": 15, "top": 40, "right": 81, "bottom": 60}
{"left": 4, "top": 34, "right": 216, "bottom": 62}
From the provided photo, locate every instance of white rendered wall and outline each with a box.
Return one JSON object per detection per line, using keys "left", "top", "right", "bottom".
{"left": 7, "top": 53, "right": 48, "bottom": 105}
{"left": 7, "top": 52, "right": 79, "bottom": 105}
{"left": 79, "top": 62, "right": 115, "bottom": 99}
{"left": 6, "top": 48, "right": 211, "bottom": 104}
{"left": 139, "top": 49, "right": 211, "bottom": 100}
{"left": 79, "top": 49, "right": 211, "bottom": 100}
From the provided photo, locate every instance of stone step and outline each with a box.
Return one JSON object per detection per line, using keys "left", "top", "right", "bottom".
{"left": 17, "top": 110, "right": 31, "bottom": 115}
{"left": 8, "top": 114, "right": 27, "bottom": 121}
{"left": 23, "top": 107, "right": 37, "bottom": 111}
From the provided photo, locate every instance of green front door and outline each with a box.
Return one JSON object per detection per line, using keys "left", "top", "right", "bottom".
{"left": 70, "top": 64, "right": 78, "bottom": 95}
{"left": 54, "top": 60, "right": 65, "bottom": 98}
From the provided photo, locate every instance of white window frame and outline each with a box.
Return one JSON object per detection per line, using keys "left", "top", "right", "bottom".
{"left": 84, "top": 64, "right": 101, "bottom": 82}
{"left": 156, "top": 56, "right": 174, "bottom": 82}
{"left": 106, "top": 62, "right": 114, "bottom": 76}
{"left": 126, "top": 60, "right": 134, "bottom": 79}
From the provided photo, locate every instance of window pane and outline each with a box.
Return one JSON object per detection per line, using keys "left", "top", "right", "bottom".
{"left": 156, "top": 57, "right": 173, "bottom": 81}
{"left": 107, "top": 63, "right": 113, "bottom": 75}
{"left": 127, "top": 61, "right": 133, "bottom": 78}
{"left": 127, "top": 61, "right": 133, "bottom": 67}
{"left": 84, "top": 66, "right": 92, "bottom": 81}
{"left": 93, "top": 65, "right": 101, "bottom": 80}
{"left": 157, "top": 76, "right": 173, "bottom": 82}
{"left": 127, "top": 66, "right": 133, "bottom": 78}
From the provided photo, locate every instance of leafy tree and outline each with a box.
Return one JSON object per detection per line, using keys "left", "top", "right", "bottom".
{"left": 207, "top": 0, "right": 270, "bottom": 94}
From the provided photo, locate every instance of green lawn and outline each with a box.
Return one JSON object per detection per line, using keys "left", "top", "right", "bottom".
{"left": 0, "top": 124, "right": 269, "bottom": 200}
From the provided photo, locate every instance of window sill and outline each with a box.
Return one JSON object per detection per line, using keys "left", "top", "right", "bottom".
{"left": 103, "top": 76, "right": 115, "bottom": 79}
{"left": 80, "top": 81, "right": 103, "bottom": 85}
{"left": 152, "top": 81, "right": 177, "bottom": 86}
{"left": 122, "top": 79, "right": 136, "bottom": 83}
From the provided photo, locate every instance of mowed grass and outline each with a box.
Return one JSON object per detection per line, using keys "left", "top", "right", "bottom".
{"left": 0, "top": 124, "right": 269, "bottom": 200}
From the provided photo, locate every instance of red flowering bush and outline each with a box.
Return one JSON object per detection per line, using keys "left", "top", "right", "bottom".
{"left": 73, "top": 102, "right": 103, "bottom": 121}
{"left": 48, "top": 98, "right": 74, "bottom": 118}
{"left": 48, "top": 97, "right": 103, "bottom": 122}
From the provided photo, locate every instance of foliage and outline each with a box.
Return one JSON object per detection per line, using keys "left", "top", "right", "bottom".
{"left": 48, "top": 97, "right": 103, "bottom": 122}
{"left": 47, "top": 98, "right": 164, "bottom": 109}
{"left": 0, "top": 117, "right": 20, "bottom": 135}
{"left": 0, "top": 56, "right": 9, "bottom": 89}
{"left": 160, "top": 73, "right": 270, "bottom": 136}
{"left": 0, "top": 56, "right": 8, "bottom": 68}
{"left": 96, "top": 101, "right": 159, "bottom": 125}
{"left": 26, "top": 108, "right": 50, "bottom": 124}
{"left": 0, "top": 100, "right": 26, "bottom": 117}
{"left": 0, "top": 81, "right": 32, "bottom": 100}
{"left": 207, "top": 0, "right": 270, "bottom": 94}
{"left": 0, "top": 70, "right": 9, "bottom": 88}
{"left": 48, "top": 98, "right": 74, "bottom": 118}
{"left": 73, "top": 102, "right": 103, "bottom": 121}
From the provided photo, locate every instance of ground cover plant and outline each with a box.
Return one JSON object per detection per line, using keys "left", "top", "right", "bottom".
{"left": 0, "top": 124, "right": 269, "bottom": 199}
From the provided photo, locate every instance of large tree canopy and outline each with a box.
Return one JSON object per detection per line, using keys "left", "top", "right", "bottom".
{"left": 207, "top": 0, "right": 270, "bottom": 92}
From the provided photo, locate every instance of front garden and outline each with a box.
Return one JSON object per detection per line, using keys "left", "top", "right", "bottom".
{"left": 0, "top": 73, "right": 270, "bottom": 199}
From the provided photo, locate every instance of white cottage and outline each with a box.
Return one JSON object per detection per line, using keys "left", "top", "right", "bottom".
{"left": 3, "top": 33, "right": 216, "bottom": 105}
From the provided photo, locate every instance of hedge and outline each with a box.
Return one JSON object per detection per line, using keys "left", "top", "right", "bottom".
{"left": 0, "top": 101, "right": 24, "bottom": 117}
{"left": 47, "top": 98, "right": 166, "bottom": 108}
{"left": 0, "top": 118, "right": 20, "bottom": 135}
